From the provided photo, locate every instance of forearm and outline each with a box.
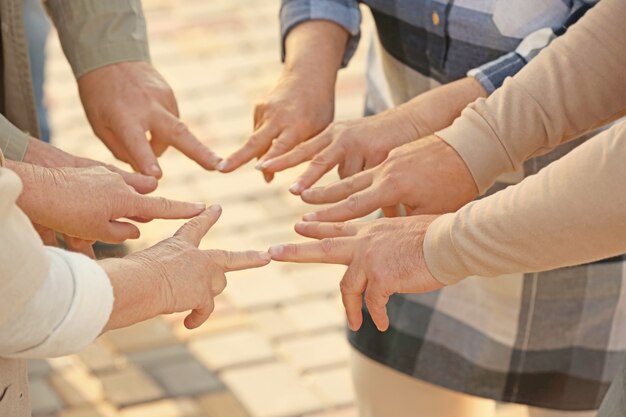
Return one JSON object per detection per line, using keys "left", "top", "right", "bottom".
{"left": 283, "top": 21, "right": 350, "bottom": 93}
{"left": 99, "top": 258, "right": 164, "bottom": 332}
{"left": 425, "top": 122, "right": 626, "bottom": 285}
{"left": 398, "top": 77, "right": 487, "bottom": 138}
{"left": 437, "top": 0, "right": 626, "bottom": 193}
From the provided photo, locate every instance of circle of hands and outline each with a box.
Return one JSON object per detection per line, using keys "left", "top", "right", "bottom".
{"left": 29, "top": 61, "right": 479, "bottom": 333}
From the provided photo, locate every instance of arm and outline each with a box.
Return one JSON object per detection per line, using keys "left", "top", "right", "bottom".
{"left": 437, "top": 0, "right": 626, "bottom": 193}
{"left": 45, "top": 0, "right": 150, "bottom": 78}
{"left": 425, "top": 121, "right": 626, "bottom": 284}
{"left": 218, "top": 2, "right": 358, "bottom": 175}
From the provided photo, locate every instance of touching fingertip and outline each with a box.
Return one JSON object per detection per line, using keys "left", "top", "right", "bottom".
{"left": 208, "top": 204, "right": 222, "bottom": 213}
{"left": 302, "top": 212, "right": 317, "bottom": 222}
{"left": 268, "top": 245, "right": 284, "bottom": 257}
{"left": 193, "top": 202, "right": 206, "bottom": 210}
{"left": 289, "top": 182, "right": 303, "bottom": 195}
{"left": 216, "top": 161, "right": 228, "bottom": 172}
{"left": 259, "top": 251, "right": 272, "bottom": 262}
{"left": 148, "top": 163, "right": 162, "bottom": 177}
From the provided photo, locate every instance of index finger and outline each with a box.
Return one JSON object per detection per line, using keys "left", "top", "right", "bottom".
{"left": 205, "top": 249, "right": 272, "bottom": 272}
{"left": 269, "top": 237, "right": 355, "bottom": 265}
{"left": 151, "top": 110, "right": 222, "bottom": 170}
{"left": 130, "top": 195, "right": 206, "bottom": 221}
{"left": 173, "top": 205, "right": 222, "bottom": 246}
{"left": 300, "top": 170, "right": 373, "bottom": 205}
{"left": 289, "top": 143, "right": 345, "bottom": 195}
{"left": 302, "top": 185, "right": 396, "bottom": 222}
{"left": 218, "top": 123, "right": 280, "bottom": 173}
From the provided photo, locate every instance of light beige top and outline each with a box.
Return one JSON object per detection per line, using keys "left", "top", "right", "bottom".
{"left": 425, "top": 0, "right": 626, "bottom": 285}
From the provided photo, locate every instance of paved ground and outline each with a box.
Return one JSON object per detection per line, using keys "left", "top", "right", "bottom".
{"left": 31, "top": 1, "right": 529, "bottom": 416}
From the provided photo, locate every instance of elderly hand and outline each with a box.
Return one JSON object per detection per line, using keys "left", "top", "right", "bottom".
{"left": 102, "top": 206, "right": 271, "bottom": 330}
{"left": 269, "top": 216, "right": 444, "bottom": 331}
{"left": 217, "top": 70, "right": 334, "bottom": 179}
{"left": 297, "top": 136, "right": 478, "bottom": 222}
{"left": 23, "top": 137, "right": 158, "bottom": 194}
{"left": 10, "top": 162, "right": 206, "bottom": 243}
{"left": 258, "top": 106, "right": 423, "bottom": 194}
{"left": 78, "top": 61, "right": 222, "bottom": 178}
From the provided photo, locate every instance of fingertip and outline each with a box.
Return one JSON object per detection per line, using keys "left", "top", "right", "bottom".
{"left": 208, "top": 204, "right": 222, "bottom": 213}
{"left": 259, "top": 251, "right": 272, "bottom": 263}
{"left": 216, "top": 160, "right": 229, "bottom": 172}
{"left": 268, "top": 245, "right": 285, "bottom": 259}
{"left": 146, "top": 163, "right": 162, "bottom": 179}
{"left": 289, "top": 182, "right": 303, "bottom": 195}
{"left": 302, "top": 212, "right": 317, "bottom": 222}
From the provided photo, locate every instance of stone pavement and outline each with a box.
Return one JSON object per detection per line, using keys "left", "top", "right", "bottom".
{"left": 31, "top": 1, "right": 529, "bottom": 416}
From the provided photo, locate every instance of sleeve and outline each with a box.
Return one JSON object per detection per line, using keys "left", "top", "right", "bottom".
{"left": 437, "top": 0, "right": 626, "bottom": 194}
{"left": 469, "top": 1, "right": 596, "bottom": 94}
{"left": 0, "top": 115, "right": 29, "bottom": 162}
{"left": 45, "top": 0, "right": 151, "bottom": 79}
{"left": 424, "top": 121, "right": 626, "bottom": 285}
{"left": 0, "top": 248, "right": 114, "bottom": 359}
{"left": 280, "top": 0, "right": 362, "bottom": 67}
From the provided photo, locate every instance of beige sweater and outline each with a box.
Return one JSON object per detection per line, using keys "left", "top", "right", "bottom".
{"left": 425, "top": 0, "right": 626, "bottom": 285}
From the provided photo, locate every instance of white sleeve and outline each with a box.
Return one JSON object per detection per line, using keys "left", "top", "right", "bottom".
{"left": 0, "top": 247, "right": 114, "bottom": 358}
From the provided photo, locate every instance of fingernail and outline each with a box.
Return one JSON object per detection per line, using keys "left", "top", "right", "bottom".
{"left": 194, "top": 202, "right": 206, "bottom": 210}
{"left": 268, "top": 245, "right": 284, "bottom": 256}
{"left": 148, "top": 164, "right": 162, "bottom": 176}
{"left": 216, "top": 161, "right": 228, "bottom": 172}
{"left": 302, "top": 212, "right": 317, "bottom": 221}
{"left": 301, "top": 189, "right": 311, "bottom": 199}
{"left": 259, "top": 251, "right": 271, "bottom": 261}
{"left": 209, "top": 204, "right": 222, "bottom": 212}
{"left": 289, "top": 182, "right": 302, "bottom": 194}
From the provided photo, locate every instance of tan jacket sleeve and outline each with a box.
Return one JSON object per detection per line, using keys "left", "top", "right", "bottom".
{"left": 424, "top": 122, "right": 626, "bottom": 285}
{"left": 45, "top": 0, "right": 151, "bottom": 79}
{"left": 0, "top": 166, "right": 48, "bottom": 328}
{"left": 0, "top": 115, "right": 30, "bottom": 162}
{"left": 436, "top": 0, "right": 626, "bottom": 194}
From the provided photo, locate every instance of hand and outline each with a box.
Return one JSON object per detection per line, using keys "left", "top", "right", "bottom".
{"left": 78, "top": 61, "right": 221, "bottom": 178}
{"left": 298, "top": 136, "right": 478, "bottom": 222}
{"left": 11, "top": 162, "right": 206, "bottom": 243}
{"left": 258, "top": 106, "right": 423, "bottom": 194}
{"left": 24, "top": 137, "right": 158, "bottom": 194}
{"left": 102, "top": 206, "right": 271, "bottom": 331}
{"left": 217, "top": 70, "right": 334, "bottom": 180}
{"left": 269, "top": 216, "right": 444, "bottom": 331}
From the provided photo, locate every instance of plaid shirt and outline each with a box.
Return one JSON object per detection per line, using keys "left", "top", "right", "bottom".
{"left": 280, "top": 0, "right": 596, "bottom": 94}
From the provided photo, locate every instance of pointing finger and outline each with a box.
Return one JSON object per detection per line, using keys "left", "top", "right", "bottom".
{"left": 302, "top": 186, "right": 396, "bottom": 222}
{"left": 269, "top": 237, "right": 355, "bottom": 264}
{"left": 289, "top": 144, "right": 345, "bottom": 195}
{"left": 205, "top": 249, "right": 272, "bottom": 272}
{"left": 174, "top": 206, "right": 222, "bottom": 246}
{"left": 219, "top": 123, "right": 280, "bottom": 173}
{"left": 259, "top": 131, "right": 332, "bottom": 174}
{"left": 294, "top": 221, "right": 359, "bottom": 239}
{"left": 300, "top": 170, "right": 373, "bottom": 205}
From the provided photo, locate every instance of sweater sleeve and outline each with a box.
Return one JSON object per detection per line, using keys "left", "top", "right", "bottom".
{"left": 436, "top": 0, "right": 626, "bottom": 194}
{"left": 45, "top": 0, "right": 151, "bottom": 79}
{"left": 424, "top": 121, "right": 626, "bottom": 285}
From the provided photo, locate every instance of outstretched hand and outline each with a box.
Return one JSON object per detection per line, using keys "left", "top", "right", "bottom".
{"left": 295, "top": 136, "right": 478, "bottom": 222}
{"left": 269, "top": 216, "right": 444, "bottom": 332}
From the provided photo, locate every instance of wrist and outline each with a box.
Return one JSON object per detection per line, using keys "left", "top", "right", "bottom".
{"left": 99, "top": 257, "right": 165, "bottom": 331}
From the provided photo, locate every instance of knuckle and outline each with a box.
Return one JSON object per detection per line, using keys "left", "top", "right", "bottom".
{"left": 346, "top": 194, "right": 360, "bottom": 212}
{"left": 339, "top": 277, "right": 356, "bottom": 294}
{"left": 171, "top": 120, "right": 190, "bottom": 137}
{"left": 333, "top": 222, "right": 347, "bottom": 233}
{"left": 320, "top": 238, "right": 336, "bottom": 255}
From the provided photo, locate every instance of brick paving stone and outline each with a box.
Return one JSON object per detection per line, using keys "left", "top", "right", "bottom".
{"left": 119, "top": 398, "right": 203, "bottom": 417}
{"left": 77, "top": 341, "right": 124, "bottom": 374}
{"left": 56, "top": 403, "right": 119, "bottom": 417}
{"left": 189, "top": 330, "right": 273, "bottom": 370}
{"left": 148, "top": 358, "right": 223, "bottom": 397}
{"left": 223, "top": 264, "right": 301, "bottom": 309}
{"left": 49, "top": 365, "right": 105, "bottom": 406}
{"left": 249, "top": 309, "right": 297, "bottom": 340}
{"left": 222, "top": 362, "right": 322, "bottom": 417}
{"left": 29, "top": 378, "right": 64, "bottom": 416}
{"left": 103, "top": 318, "right": 178, "bottom": 353}
{"left": 280, "top": 299, "right": 345, "bottom": 333}
{"left": 303, "top": 407, "right": 359, "bottom": 417}
{"left": 127, "top": 345, "right": 190, "bottom": 368}
{"left": 197, "top": 391, "right": 251, "bottom": 417}
{"left": 304, "top": 367, "right": 355, "bottom": 408}
{"left": 276, "top": 332, "right": 350, "bottom": 372}
{"left": 99, "top": 366, "right": 164, "bottom": 407}
{"left": 284, "top": 265, "right": 347, "bottom": 298}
